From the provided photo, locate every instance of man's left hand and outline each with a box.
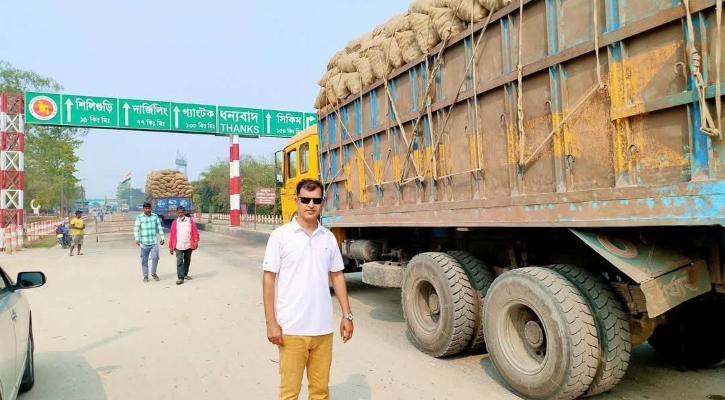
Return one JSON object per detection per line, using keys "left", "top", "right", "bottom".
{"left": 160, "top": 239, "right": 165, "bottom": 246}
{"left": 340, "top": 319, "right": 354, "bottom": 343}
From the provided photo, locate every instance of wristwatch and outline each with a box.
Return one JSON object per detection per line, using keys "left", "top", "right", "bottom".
{"left": 344, "top": 313, "right": 354, "bottom": 321}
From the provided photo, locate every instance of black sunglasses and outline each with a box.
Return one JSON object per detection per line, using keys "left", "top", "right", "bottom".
{"left": 299, "top": 197, "right": 323, "bottom": 205}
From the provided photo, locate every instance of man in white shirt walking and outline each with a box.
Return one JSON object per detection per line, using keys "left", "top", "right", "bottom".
{"left": 262, "top": 178, "right": 354, "bottom": 400}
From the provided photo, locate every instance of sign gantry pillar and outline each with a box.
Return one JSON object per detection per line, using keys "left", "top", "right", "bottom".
{"left": 229, "top": 135, "right": 240, "bottom": 227}
{"left": 0, "top": 93, "right": 25, "bottom": 251}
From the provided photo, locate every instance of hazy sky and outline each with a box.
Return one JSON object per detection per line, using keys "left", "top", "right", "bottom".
{"left": 1, "top": 0, "right": 410, "bottom": 198}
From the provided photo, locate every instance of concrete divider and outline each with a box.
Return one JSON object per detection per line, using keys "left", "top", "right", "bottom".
{"left": 196, "top": 222, "right": 273, "bottom": 244}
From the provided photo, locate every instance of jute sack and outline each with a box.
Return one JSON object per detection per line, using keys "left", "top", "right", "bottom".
{"left": 409, "top": 0, "right": 437, "bottom": 14}
{"left": 353, "top": 57, "right": 376, "bottom": 87}
{"left": 360, "top": 35, "right": 386, "bottom": 54}
{"left": 395, "top": 30, "right": 424, "bottom": 63}
{"left": 327, "top": 49, "right": 347, "bottom": 71}
{"left": 314, "top": 89, "right": 328, "bottom": 109}
{"left": 430, "top": 7, "right": 466, "bottom": 40}
{"left": 447, "top": 0, "right": 489, "bottom": 23}
{"left": 384, "top": 14, "right": 411, "bottom": 37}
{"left": 318, "top": 67, "right": 340, "bottom": 88}
{"left": 344, "top": 72, "right": 363, "bottom": 96}
{"left": 367, "top": 49, "right": 393, "bottom": 79}
{"left": 477, "top": 0, "right": 513, "bottom": 11}
{"left": 346, "top": 32, "right": 373, "bottom": 53}
{"left": 372, "top": 23, "right": 387, "bottom": 37}
{"left": 327, "top": 74, "right": 349, "bottom": 104}
{"left": 338, "top": 52, "right": 360, "bottom": 73}
{"left": 409, "top": 13, "right": 441, "bottom": 53}
{"left": 381, "top": 37, "right": 406, "bottom": 68}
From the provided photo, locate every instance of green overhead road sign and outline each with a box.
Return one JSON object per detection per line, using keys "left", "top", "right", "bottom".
{"left": 218, "top": 106, "right": 263, "bottom": 137}
{"left": 24, "top": 91, "right": 316, "bottom": 138}
{"left": 119, "top": 99, "right": 171, "bottom": 130}
{"left": 171, "top": 102, "right": 217, "bottom": 134}
{"left": 265, "top": 110, "right": 318, "bottom": 137}
{"left": 63, "top": 94, "right": 118, "bottom": 128}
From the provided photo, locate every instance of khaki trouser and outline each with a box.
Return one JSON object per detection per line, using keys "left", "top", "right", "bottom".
{"left": 278, "top": 333, "right": 334, "bottom": 400}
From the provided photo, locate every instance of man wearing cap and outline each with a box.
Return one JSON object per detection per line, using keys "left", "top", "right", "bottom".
{"left": 134, "top": 202, "right": 165, "bottom": 283}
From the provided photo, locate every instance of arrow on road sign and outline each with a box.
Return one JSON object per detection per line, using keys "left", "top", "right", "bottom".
{"left": 306, "top": 115, "right": 316, "bottom": 128}
{"left": 65, "top": 99, "right": 73, "bottom": 122}
{"left": 122, "top": 102, "right": 130, "bottom": 126}
{"left": 265, "top": 113, "right": 271, "bottom": 134}
{"left": 173, "top": 106, "right": 180, "bottom": 129}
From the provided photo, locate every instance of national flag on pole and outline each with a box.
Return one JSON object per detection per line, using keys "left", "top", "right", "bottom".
{"left": 121, "top": 171, "right": 131, "bottom": 184}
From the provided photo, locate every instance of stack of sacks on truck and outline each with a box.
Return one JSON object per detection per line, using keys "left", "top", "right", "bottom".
{"left": 314, "top": 0, "right": 512, "bottom": 110}
{"left": 145, "top": 169, "right": 193, "bottom": 199}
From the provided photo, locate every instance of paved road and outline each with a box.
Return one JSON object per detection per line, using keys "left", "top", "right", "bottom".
{"left": 1, "top": 228, "right": 724, "bottom": 400}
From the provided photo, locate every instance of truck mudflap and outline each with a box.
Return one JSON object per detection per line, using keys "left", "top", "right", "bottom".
{"left": 570, "top": 229, "right": 711, "bottom": 317}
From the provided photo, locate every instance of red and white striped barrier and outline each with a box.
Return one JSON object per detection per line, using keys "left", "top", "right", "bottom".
{"left": 2, "top": 217, "right": 65, "bottom": 253}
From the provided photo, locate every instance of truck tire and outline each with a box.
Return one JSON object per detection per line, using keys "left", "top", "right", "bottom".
{"left": 549, "top": 264, "right": 631, "bottom": 397}
{"left": 447, "top": 250, "right": 494, "bottom": 353}
{"left": 483, "top": 267, "right": 600, "bottom": 400}
{"left": 401, "top": 252, "right": 477, "bottom": 358}
{"left": 648, "top": 295, "right": 725, "bottom": 370}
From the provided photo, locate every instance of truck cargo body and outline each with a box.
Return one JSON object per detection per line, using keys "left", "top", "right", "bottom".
{"left": 317, "top": 0, "right": 724, "bottom": 229}
{"left": 303, "top": 0, "right": 725, "bottom": 398}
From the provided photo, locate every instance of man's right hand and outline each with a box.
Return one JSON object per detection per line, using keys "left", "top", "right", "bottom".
{"left": 135, "top": 240, "right": 140, "bottom": 246}
{"left": 169, "top": 248, "right": 174, "bottom": 255}
{"left": 266, "top": 322, "right": 283, "bottom": 346}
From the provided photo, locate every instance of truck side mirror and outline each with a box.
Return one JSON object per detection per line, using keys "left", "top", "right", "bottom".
{"left": 275, "top": 167, "right": 283, "bottom": 187}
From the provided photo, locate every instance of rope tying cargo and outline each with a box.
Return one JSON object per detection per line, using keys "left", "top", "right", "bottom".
{"left": 716, "top": 0, "right": 723, "bottom": 136}
{"left": 683, "top": 0, "right": 722, "bottom": 139}
{"left": 593, "top": 0, "right": 603, "bottom": 88}
{"left": 517, "top": 0, "right": 526, "bottom": 167}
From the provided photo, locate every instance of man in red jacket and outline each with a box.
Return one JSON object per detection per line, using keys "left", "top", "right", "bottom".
{"left": 168, "top": 205, "right": 200, "bottom": 285}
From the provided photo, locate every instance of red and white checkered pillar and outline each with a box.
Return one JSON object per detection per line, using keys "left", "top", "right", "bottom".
{"left": 229, "top": 134, "right": 240, "bottom": 227}
{"left": 0, "top": 93, "right": 24, "bottom": 252}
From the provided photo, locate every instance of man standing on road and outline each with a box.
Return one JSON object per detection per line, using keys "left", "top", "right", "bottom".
{"left": 68, "top": 210, "right": 85, "bottom": 256}
{"left": 134, "top": 202, "right": 165, "bottom": 283}
{"left": 262, "top": 178, "right": 354, "bottom": 400}
{"left": 168, "top": 206, "right": 199, "bottom": 285}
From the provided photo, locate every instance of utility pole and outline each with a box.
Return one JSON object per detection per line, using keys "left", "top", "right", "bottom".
{"left": 60, "top": 172, "right": 65, "bottom": 217}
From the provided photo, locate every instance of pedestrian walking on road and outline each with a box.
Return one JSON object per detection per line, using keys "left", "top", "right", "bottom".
{"left": 262, "top": 178, "right": 354, "bottom": 400}
{"left": 68, "top": 210, "right": 85, "bottom": 256}
{"left": 168, "top": 206, "right": 199, "bottom": 285}
{"left": 134, "top": 202, "right": 165, "bottom": 283}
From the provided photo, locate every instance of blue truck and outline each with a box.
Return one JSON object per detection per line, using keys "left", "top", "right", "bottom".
{"left": 148, "top": 197, "right": 192, "bottom": 226}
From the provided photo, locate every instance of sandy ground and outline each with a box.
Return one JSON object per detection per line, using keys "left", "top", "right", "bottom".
{"left": 1, "top": 221, "right": 724, "bottom": 400}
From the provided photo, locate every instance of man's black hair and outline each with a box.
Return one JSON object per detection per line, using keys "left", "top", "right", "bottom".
{"left": 295, "top": 178, "right": 324, "bottom": 196}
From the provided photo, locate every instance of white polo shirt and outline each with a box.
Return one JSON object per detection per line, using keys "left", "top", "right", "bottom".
{"left": 262, "top": 217, "right": 344, "bottom": 336}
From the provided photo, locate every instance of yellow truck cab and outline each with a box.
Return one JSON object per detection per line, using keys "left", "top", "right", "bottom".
{"left": 277, "top": 126, "right": 319, "bottom": 224}
{"left": 277, "top": 125, "right": 348, "bottom": 255}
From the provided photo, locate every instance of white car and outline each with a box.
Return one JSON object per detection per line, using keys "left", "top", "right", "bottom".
{"left": 0, "top": 267, "right": 46, "bottom": 400}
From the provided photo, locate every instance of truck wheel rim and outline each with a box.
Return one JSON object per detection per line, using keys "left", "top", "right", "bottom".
{"left": 414, "top": 281, "right": 441, "bottom": 330}
{"left": 499, "top": 301, "right": 548, "bottom": 375}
